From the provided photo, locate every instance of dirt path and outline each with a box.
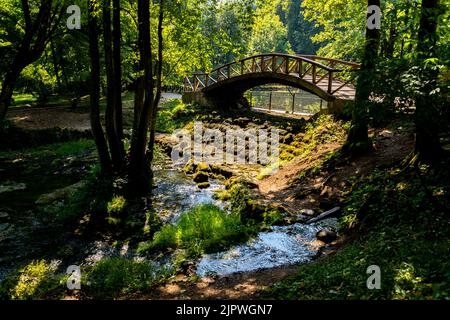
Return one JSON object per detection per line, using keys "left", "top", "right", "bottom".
{"left": 7, "top": 106, "right": 92, "bottom": 131}
{"left": 6, "top": 93, "right": 182, "bottom": 131}
{"left": 133, "top": 265, "right": 299, "bottom": 300}
{"left": 257, "top": 127, "right": 414, "bottom": 216}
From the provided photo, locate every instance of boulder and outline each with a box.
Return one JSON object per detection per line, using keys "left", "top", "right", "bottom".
{"left": 193, "top": 172, "right": 209, "bottom": 183}
{"left": 0, "top": 182, "right": 26, "bottom": 194}
{"left": 35, "top": 181, "right": 85, "bottom": 205}
{"left": 0, "top": 212, "right": 9, "bottom": 220}
{"left": 197, "top": 182, "right": 211, "bottom": 189}
{"left": 316, "top": 229, "right": 337, "bottom": 243}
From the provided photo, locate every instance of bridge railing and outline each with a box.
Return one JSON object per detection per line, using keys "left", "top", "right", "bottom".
{"left": 183, "top": 53, "right": 360, "bottom": 96}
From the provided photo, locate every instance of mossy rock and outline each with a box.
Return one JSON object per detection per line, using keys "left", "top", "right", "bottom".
{"left": 195, "top": 162, "right": 211, "bottom": 173}
{"left": 280, "top": 151, "right": 295, "bottom": 161}
{"left": 283, "top": 133, "right": 294, "bottom": 144}
{"left": 197, "top": 182, "right": 211, "bottom": 189}
{"left": 183, "top": 161, "right": 197, "bottom": 174}
{"left": 193, "top": 171, "right": 209, "bottom": 183}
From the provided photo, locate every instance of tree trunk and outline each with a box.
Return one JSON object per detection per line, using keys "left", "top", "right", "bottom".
{"left": 133, "top": 76, "right": 145, "bottom": 134}
{"left": 0, "top": 67, "right": 21, "bottom": 120}
{"left": 88, "top": 0, "right": 112, "bottom": 174}
{"left": 414, "top": 0, "right": 442, "bottom": 163}
{"left": 147, "top": 0, "right": 164, "bottom": 164}
{"left": 128, "top": 0, "right": 154, "bottom": 193}
{"left": 345, "top": 0, "right": 380, "bottom": 154}
{"left": 103, "top": 0, "right": 124, "bottom": 170}
{"left": 112, "top": 0, "right": 124, "bottom": 140}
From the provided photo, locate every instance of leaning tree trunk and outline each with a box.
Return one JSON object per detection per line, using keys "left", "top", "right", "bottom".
{"left": 128, "top": 0, "right": 154, "bottom": 193}
{"left": 345, "top": 0, "right": 381, "bottom": 153}
{"left": 103, "top": 0, "right": 124, "bottom": 170}
{"left": 0, "top": 0, "right": 62, "bottom": 121}
{"left": 414, "top": 0, "right": 442, "bottom": 163}
{"left": 88, "top": 0, "right": 112, "bottom": 174}
{"left": 0, "top": 67, "right": 22, "bottom": 120}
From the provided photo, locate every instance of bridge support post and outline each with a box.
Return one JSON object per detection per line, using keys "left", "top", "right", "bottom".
{"left": 292, "top": 93, "right": 295, "bottom": 114}
{"left": 269, "top": 92, "right": 272, "bottom": 111}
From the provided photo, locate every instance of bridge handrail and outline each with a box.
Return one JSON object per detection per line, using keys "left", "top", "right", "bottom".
{"left": 207, "top": 53, "right": 339, "bottom": 74}
{"left": 184, "top": 53, "right": 359, "bottom": 96}
{"left": 299, "top": 55, "right": 361, "bottom": 69}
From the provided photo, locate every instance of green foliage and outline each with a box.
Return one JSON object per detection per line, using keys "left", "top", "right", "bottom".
{"left": 265, "top": 164, "right": 450, "bottom": 300}
{"left": 84, "top": 257, "right": 171, "bottom": 299}
{"left": 249, "top": 2, "right": 291, "bottom": 54}
{"left": 155, "top": 99, "right": 196, "bottom": 133}
{"left": 138, "top": 204, "right": 250, "bottom": 254}
{"left": 107, "top": 195, "right": 126, "bottom": 215}
{"left": 285, "top": 0, "right": 322, "bottom": 54}
{"left": 0, "top": 260, "right": 61, "bottom": 300}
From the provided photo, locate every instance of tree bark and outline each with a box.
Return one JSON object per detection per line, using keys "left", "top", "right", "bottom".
{"left": 414, "top": 0, "right": 442, "bottom": 163}
{"left": 88, "top": 0, "right": 112, "bottom": 174}
{"left": 128, "top": 0, "right": 154, "bottom": 193}
{"left": 147, "top": 0, "right": 164, "bottom": 164}
{"left": 103, "top": 0, "right": 124, "bottom": 170}
{"left": 112, "top": 0, "right": 124, "bottom": 140}
{"left": 345, "top": 0, "right": 380, "bottom": 154}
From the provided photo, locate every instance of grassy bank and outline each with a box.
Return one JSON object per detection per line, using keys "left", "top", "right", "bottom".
{"left": 264, "top": 161, "right": 450, "bottom": 299}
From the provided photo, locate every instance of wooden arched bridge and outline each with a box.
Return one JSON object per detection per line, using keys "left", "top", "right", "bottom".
{"left": 182, "top": 53, "right": 360, "bottom": 113}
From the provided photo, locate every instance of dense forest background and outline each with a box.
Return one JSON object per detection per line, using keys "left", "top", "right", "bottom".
{"left": 2, "top": 0, "right": 446, "bottom": 99}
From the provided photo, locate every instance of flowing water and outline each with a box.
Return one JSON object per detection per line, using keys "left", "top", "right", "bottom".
{"left": 0, "top": 147, "right": 338, "bottom": 282}
{"left": 196, "top": 218, "right": 338, "bottom": 276}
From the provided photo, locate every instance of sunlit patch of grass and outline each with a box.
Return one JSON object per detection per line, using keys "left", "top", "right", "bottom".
{"left": 138, "top": 204, "right": 250, "bottom": 254}
{"left": 11, "top": 93, "right": 38, "bottom": 106}
{"left": 107, "top": 195, "right": 126, "bottom": 214}
{"left": 0, "top": 139, "right": 95, "bottom": 159}
{"left": 0, "top": 260, "right": 62, "bottom": 300}
{"left": 155, "top": 99, "right": 197, "bottom": 133}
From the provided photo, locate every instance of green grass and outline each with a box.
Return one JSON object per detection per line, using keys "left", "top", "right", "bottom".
{"left": 11, "top": 93, "right": 38, "bottom": 106}
{"left": 0, "top": 139, "right": 95, "bottom": 159}
{"left": 155, "top": 99, "right": 197, "bottom": 133}
{"left": 84, "top": 257, "right": 171, "bottom": 299}
{"left": 264, "top": 163, "right": 450, "bottom": 300}
{"left": 0, "top": 260, "right": 62, "bottom": 300}
{"left": 138, "top": 204, "right": 251, "bottom": 254}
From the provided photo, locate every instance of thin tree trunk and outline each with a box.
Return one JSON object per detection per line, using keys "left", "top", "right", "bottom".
{"left": 147, "top": 0, "right": 164, "bottom": 164}
{"left": 103, "top": 0, "right": 124, "bottom": 169}
{"left": 133, "top": 76, "right": 145, "bottom": 134}
{"left": 414, "top": 0, "right": 442, "bottom": 163}
{"left": 345, "top": 0, "right": 380, "bottom": 153}
{"left": 88, "top": 0, "right": 112, "bottom": 174}
{"left": 128, "top": 0, "right": 154, "bottom": 193}
{"left": 112, "top": 0, "right": 124, "bottom": 141}
{"left": 50, "top": 38, "right": 61, "bottom": 90}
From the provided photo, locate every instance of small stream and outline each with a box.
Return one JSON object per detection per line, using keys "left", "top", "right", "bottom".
{"left": 196, "top": 218, "right": 337, "bottom": 276}
{"left": 151, "top": 166, "right": 224, "bottom": 223}
{"left": 0, "top": 148, "right": 337, "bottom": 281}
